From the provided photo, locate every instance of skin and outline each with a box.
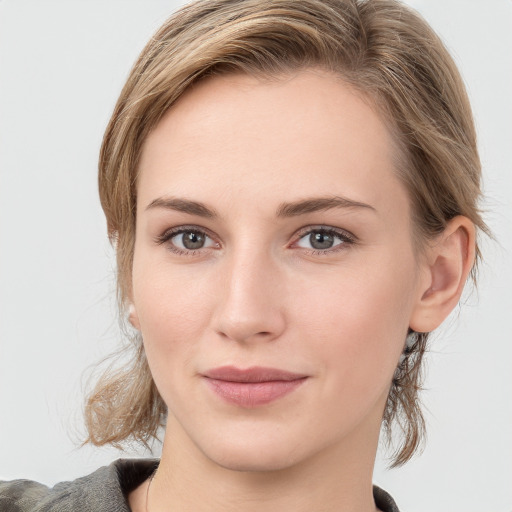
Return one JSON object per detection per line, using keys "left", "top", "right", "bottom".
{"left": 127, "top": 70, "right": 475, "bottom": 512}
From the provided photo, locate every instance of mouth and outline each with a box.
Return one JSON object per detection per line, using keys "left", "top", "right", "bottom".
{"left": 202, "top": 366, "right": 308, "bottom": 407}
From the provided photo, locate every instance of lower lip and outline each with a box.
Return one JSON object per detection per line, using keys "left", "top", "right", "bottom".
{"left": 204, "top": 378, "right": 307, "bottom": 407}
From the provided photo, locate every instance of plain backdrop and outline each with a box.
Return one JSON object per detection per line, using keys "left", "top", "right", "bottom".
{"left": 0, "top": 1, "right": 511, "bottom": 511}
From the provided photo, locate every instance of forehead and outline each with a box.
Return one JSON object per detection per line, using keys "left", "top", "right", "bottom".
{"left": 137, "top": 69, "right": 406, "bottom": 216}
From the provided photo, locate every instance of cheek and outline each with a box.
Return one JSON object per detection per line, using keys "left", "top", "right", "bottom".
{"left": 131, "top": 255, "right": 216, "bottom": 381}
{"left": 291, "top": 252, "right": 416, "bottom": 389}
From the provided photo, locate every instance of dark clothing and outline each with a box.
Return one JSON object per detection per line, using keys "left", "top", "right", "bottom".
{"left": 0, "top": 459, "right": 155, "bottom": 512}
{"left": 0, "top": 459, "right": 400, "bottom": 511}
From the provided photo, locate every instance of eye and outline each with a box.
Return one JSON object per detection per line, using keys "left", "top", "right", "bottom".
{"left": 156, "top": 227, "right": 218, "bottom": 254}
{"left": 173, "top": 230, "right": 210, "bottom": 250}
{"left": 294, "top": 227, "right": 355, "bottom": 253}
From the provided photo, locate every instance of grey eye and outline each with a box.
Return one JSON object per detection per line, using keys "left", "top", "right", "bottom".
{"left": 172, "top": 230, "right": 213, "bottom": 250}
{"left": 296, "top": 229, "right": 346, "bottom": 251}
{"left": 309, "top": 232, "right": 335, "bottom": 250}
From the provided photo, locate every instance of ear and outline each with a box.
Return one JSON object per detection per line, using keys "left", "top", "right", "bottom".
{"left": 128, "top": 303, "right": 141, "bottom": 330}
{"left": 409, "top": 216, "right": 476, "bottom": 333}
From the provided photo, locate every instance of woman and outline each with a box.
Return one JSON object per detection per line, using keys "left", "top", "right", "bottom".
{"left": 0, "top": 0, "right": 503, "bottom": 511}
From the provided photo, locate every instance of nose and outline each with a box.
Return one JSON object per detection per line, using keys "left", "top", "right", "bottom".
{"left": 212, "top": 248, "right": 286, "bottom": 344}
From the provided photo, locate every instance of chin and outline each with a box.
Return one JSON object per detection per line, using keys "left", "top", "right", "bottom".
{"left": 205, "top": 444, "right": 303, "bottom": 473}
{"left": 194, "top": 426, "right": 320, "bottom": 474}
{"left": 164, "top": 410, "right": 311, "bottom": 472}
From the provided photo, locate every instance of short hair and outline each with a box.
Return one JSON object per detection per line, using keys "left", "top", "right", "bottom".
{"left": 86, "top": 0, "right": 488, "bottom": 467}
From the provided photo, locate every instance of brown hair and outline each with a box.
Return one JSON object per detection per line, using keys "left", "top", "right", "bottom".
{"left": 85, "top": 0, "right": 488, "bottom": 467}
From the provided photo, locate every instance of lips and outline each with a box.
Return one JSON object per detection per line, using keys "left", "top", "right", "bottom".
{"left": 202, "top": 366, "right": 308, "bottom": 407}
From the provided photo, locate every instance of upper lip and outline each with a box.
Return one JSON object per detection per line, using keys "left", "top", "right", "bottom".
{"left": 203, "top": 366, "right": 308, "bottom": 383}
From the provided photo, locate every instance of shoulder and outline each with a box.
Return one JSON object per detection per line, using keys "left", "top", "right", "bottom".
{"left": 373, "top": 485, "right": 401, "bottom": 512}
{"left": 0, "top": 459, "right": 158, "bottom": 512}
{"left": 0, "top": 479, "right": 50, "bottom": 512}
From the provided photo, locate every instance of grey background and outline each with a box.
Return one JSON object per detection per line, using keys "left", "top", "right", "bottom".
{"left": 0, "top": 1, "right": 511, "bottom": 511}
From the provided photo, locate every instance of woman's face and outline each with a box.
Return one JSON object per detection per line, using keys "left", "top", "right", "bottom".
{"left": 131, "top": 70, "right": 428, "bottom": 471}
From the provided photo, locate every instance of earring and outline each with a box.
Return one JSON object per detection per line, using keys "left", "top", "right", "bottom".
{"left": 405, "top": 330, "right": 418, "bottom": 349}
{"left": 127, "top": 303, "right": 140, "bottom": 330}
{"left": 399, "top": 330, "right": 418, "bottom": 365}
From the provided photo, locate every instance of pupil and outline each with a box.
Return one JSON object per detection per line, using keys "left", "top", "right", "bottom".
{"left": 310, "top": 232, "right": 334, "bottom": 250}
{"left": 182, "top": 231, "right": 205, "bottom": 249}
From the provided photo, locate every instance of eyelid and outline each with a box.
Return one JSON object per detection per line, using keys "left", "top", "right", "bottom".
{"left": 290, "top": 225, "right": 357, "bottom": 252}
{"left": 294, "top": 225, "right": 357, "bottom": 242}
{"left": 154, "top": 225, "right": 220, "bottom": 253}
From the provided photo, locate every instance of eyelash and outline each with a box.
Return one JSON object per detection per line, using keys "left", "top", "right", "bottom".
{"left": 154, "top": 225, "right": 357, "bottom": 257}
{"left": 154, "top": 225, "right": 218, "bottom": 256}
{"left": 292, "top": 226, "right": 356, "bottom": 255}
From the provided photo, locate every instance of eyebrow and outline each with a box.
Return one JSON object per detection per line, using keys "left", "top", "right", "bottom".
{"left": 276, "top": 196, "right": 376, "bottom": 217}
{"left": 145, "top": 195, "right": 376, "bottom": 218}
{"left": 145, "top": 197, "right": 218, "bottom": 218}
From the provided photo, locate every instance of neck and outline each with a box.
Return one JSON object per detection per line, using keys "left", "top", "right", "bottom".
{"left": 144, "top": 415, "right": 381, "bottom": 512}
